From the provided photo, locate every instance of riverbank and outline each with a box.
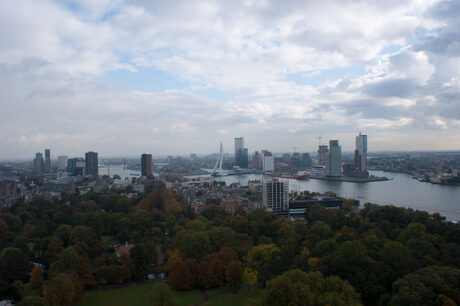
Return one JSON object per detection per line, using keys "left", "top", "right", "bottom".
{"left": 309, "top": 175, "right": 389, "bottom": 183}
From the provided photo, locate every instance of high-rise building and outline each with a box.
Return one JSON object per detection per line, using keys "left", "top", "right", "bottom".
{"left": 234, "top": 137, "right": 248, "bottom": 168}
{"left": 263, "top": 151, "right": 274, "bottom": 172}
{"left": 44, "top": 149, "right": 51, "bottom": 173}
{"left": 141, "top": 153, "right": 153, "bottom": 177}
{"left": 57, "top": 155, "right": 68, "bottom": 171}
{"left": 67, "top": 158, "right": 85, "bottom": 176}
{"left": 263, "top": 179, "right": 289, "bottom": 215}
{"left": 355, "top": 132, "right": 367, "bottom": 171}
{"left": 33, "top": 153, "right": 44, "bottom": 173}
{"left": 326, "top": 140, "right": 341, "bottom": 177}
{"left": 317, "top": 145, "right": 329, "bottom": 166}
{"left": 252, "top": 151, "right": 262, "bottom": 169}
{"left": 85, "top": 151, "right": 98, "bottom": 177}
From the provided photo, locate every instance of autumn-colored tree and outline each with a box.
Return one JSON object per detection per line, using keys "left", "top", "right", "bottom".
{"left": 149, "top": 283, "right": 177, "bottom": 306}
{"left": 197, "top": 261, "right": 214, "bottom": 289}
{"left": 247, "top": 244, "right": 281, "bottom": 287}
{"left": 210, "top": 258, "right": 225, "bottom": 287}
{"left": 169, "top": 259, "right": 198, "bottom": 290}
{"left": 225, "top": 260, "right": 243, "bottom": 293}
{"left": 30, "top": 265, "right": 44, "bottom": 290}
{"left": 48, "top": 247, "right": 80, "bottom": 278}
{"left": 243, "top": 267, "right": 258, "bottom": 289}
{"left": 120, "top": 253, "right": 132, "bottom": 282}
{"left": 44, "top": 237, "right": 64, "bottom": 265}
{"left": 43, "top": 273, "right": 82, "bottom": 306}
{"left": 264, "top": 270, "right": 362, "bottom": 306}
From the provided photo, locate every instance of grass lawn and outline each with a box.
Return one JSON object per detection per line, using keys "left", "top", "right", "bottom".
{"left": 78, "top": 283, "right": 202, "bottom": 306}
{"left": 203, "top": 288, "right": 264, "bottom": 306}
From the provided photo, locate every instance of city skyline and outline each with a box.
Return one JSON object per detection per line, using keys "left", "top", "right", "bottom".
{"left": 1, "top": 1, "right": 460, "bottom": 159}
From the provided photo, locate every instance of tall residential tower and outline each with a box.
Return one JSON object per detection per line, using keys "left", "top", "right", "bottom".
{"left": 85, "top": 151, "right": 98, "bottom": 177}
{"left": 141, "top": 154, "right": 153, "bottom": 177}
{"left": 326, "top": 140, "right": 342, "bottom": 177}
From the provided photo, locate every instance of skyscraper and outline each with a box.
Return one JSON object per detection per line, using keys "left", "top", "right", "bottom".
{"left": 44, "top": 149, "right": 51, "bottom": 173}
{"left": 326, "top": 140, "right": 341, "bottom": 177}
{"left": 57, "top": 155, "right": 68, "bottom": 171}
{"left": 355, "top": 132, "right": 367, "bottom": 171}
{"left": 234, "top": 137, "right": 248, "bottom": 168}
{"left": 141, "top": 153, "right": 153, "bottom": 177}
{"left": 67, "top": 158, "right": 85, "bottom": 176}
{"left": 317, "top": 145, "right": 329, "bottom": 166}
{"left": 85, "top": 151, "right": 98, "bottom": 177}
{"left": 263, "top": 179, "right": 289, "bottom": 215}
{"left": 33, "top": 153, "right": 44, "bottom": 173}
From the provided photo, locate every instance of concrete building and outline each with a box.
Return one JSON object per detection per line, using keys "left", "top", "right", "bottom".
{"left": 252, "top": 151, "right": 262, "bottom": 169}
{"left": 57, "top": 155, "right": 68, "bottom": 171}
{"left": 355, "top": 132, "right": 367, "bottom": 171}
{"left": 44, "top": 149, "right": 51, "bottom": 173}
{"left": 263, "top": 179, "right": 289, "bottom": 215}
{"left": 85, "top": 151, "right": 98, "bottom": 177}
{"left": 326, "top": 140, "right": 342, "bottom": 177}
{"left": 317, "top": 145, "right": 329, "bottom": 166}
{"left": 141, "top": 153, "right": 153, "bottom": 177}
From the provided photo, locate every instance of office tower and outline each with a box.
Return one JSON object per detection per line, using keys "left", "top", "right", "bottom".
{"left": 85, "top": 151, "right": 98, "bottom": 177}
{"left": 326, "top": 140, "right": 342, "bottom": 177}
{"left": 317, "top": 145, "right": 329, "bottom": 166}
{"left": 263, "top": 179, "right": 289, "bottom": 215}
{"left": 67, "top": 158, "right": 85, "bottom": 176}
{"left": 141, "top": 153, "right": 153, "bottom": 177}
{"left": 234, "top": 137, "right": 246, "bottom": 168}
{"left": 242, "top": 148, "right": 249, "bottom": 168}
{"left": 302, "top": 153, "right": 312, "bottom": 168}
{"left": 355, "top": 132, "right": 367, "bottom": 171}
{"left": 33, "top": 153, "right": 44, "bottom": 173}
{"left": 57, "top": 155, "right": 68, "bottom": 171}
{"left": 44, "top": 149, "right": 51, "bottom": 173}
{"left": 252, "top": 151, "right": 262, "bottom": 169}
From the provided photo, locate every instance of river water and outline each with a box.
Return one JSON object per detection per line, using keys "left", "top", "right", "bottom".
{"left": 99, "top": 165, "right": 460, "bottom": 221}
{"left": 214, "top": 171, "right": 460, "bottom": 221}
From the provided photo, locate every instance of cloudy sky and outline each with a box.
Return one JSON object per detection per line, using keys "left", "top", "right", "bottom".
{"left": 1, "top": 0, "right": 460, "bottom": 159}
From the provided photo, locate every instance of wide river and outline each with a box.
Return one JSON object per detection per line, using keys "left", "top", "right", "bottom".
{"left": 100, "top": 165, "right": 460, "bottom": 221}
{"left": 213, "top": 171, "right": 460, "bottom": 221}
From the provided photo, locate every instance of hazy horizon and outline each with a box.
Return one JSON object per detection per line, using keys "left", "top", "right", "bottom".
{"left": 1, "top": 0, "right": 460, "bottom": 159}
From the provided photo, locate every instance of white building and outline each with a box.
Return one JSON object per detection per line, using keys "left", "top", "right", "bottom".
{"left": 326, "top": 140, "right": 342, "bottom": 177}
{"left": 355, "top": 133, "right": 367, "bottom": 171}
{"left": 263, "top": 179, "right": 289, "bottom": 215}
{"left": 263, "top": 155, "right": 275, "bottom": 172}
{"left": 57, "top": 155, "right": 68, "bottom": 171}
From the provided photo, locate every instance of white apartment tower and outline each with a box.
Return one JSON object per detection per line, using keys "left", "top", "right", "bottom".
{"left": 263, "top": 179, "right": 289, "bottom": 215}
{"left": 326, "top": 140, "right": 342, "bottom": 177}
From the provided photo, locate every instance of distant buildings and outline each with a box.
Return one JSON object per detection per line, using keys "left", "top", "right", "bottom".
{"left": 44, "top": 149, "right": 51, "bottom": 173}
{"left": 141, "top": 153, "right": 153, "bottom": 177}
{"left": 262, "top": 151, "right": 274, "bottom": 172}
{"left": 67, "top": 158, "right": 85, "bottom": 176}
{"left": 326, "top": 140, "right": 342, "bottom": 177}
{"left": 33, "top": 153, "right": 44, "bottom": 173}
{"left": 234, "top": 137, "right": 248, "bottom": 168}
{"left": 263, "top": 179, "right": 289, "bottom": 215}
{"left": 317, "top": 145, "right": 329, "bottom": 166}
{"left": 85, "top": 151, "right": 98, "bottom": 177}
{"left": 57, "top": 156, "right": 68, "bottom": 171}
